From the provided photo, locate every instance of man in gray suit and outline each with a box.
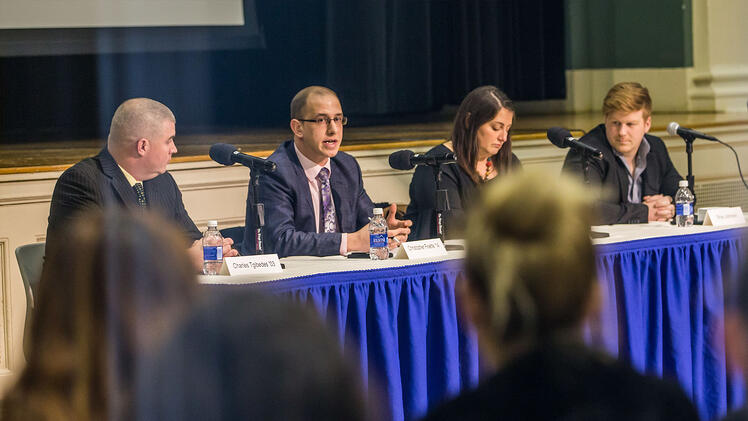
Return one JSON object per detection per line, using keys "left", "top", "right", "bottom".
{"left": 46, "top": 98, "right": 238, "bottom": 271}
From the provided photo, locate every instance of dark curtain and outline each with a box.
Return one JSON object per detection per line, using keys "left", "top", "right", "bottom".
{"left": 0, "top": 0, "right": 564, "bottom": 142}
{"left": 326, "top": 0, "right": 565, "bottom": 115}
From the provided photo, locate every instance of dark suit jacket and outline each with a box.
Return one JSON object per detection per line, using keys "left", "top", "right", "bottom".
{"left": 562, "top": 124, "right": 682, "bottom": 224}
{"left": 404, "top": 143, "right": 522, "bottom": 241}
{"left": 241, "top": 140, "right": 374, "bottom": 257}
{"left": 46, "top": 147, "right": 201, "bottom": 255}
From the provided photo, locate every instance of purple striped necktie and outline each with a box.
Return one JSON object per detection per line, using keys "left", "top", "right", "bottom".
{"left": 316, "top": 167, "right": 337, "bottom": 233}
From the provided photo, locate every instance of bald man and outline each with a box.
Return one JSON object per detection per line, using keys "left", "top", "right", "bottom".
{"left": 46, "top": 98, "right": 237, "bottom": 271}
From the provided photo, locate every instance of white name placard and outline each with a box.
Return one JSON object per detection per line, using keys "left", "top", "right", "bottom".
{"left": 394, "top": 239, "right": 448, "bottom": 260}
{"left": 703, "top": 207, "right": 746, "bottom": 227}
{"left": 219, "top": 254, "right": 283, "bottom": 276}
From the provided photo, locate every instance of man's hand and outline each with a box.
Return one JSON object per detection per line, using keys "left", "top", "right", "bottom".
{"left": 347, "top": 205, "right": 413, "bottom": 253}
{"left": 189, "top": 238, "right": 239, "bottom": 273}
{"left": 644, "top": 194, "right": 675, "bottom": 222}
{"left": 348, "top": 224, "right": 371, "bottom": 253}
{"left": 385, "top": 203, "right": 412, "bottom": 247}
{"left": 222, "top": 237, "right": 239, "bottom": 258}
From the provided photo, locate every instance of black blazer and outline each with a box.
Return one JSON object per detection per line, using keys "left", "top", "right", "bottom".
{"left": 242, "top": 140, "right": 374, "bottom": 257}
{"left": 46, "top": 147, "right": 201, "bottom": 255}
{"left": 403, "top": 143, "right": 522, "bottom": 241}
{"left": 562, "top": 124, "right": 682, "bottom": 224}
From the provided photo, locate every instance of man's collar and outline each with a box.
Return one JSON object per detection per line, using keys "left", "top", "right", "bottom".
{"left": 118, "top": 164, "right": 139, "bottom": 187}
{"left": 294, "top": 142, "right": 331, "bottom": 181}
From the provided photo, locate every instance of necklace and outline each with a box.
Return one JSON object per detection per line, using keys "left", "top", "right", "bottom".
{"left": 482, "top": 158, "right": 494, "bottom": 182}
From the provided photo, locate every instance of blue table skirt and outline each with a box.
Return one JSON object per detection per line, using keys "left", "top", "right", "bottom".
{"left": 209, "top": 259, "right": 478, "bottom": 421}
{"left": 594, "top": 227, "right": 747, "bottom": 420}
{"left": 207, "top": 227, "right": 747, "bottom": 421}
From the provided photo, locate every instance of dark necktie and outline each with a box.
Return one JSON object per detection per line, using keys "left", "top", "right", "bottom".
{"left": 316, "top": 168, "right": 337, "bottom": 233}
{"left": 133, "top": 182, "right": 147, "bottom": 207}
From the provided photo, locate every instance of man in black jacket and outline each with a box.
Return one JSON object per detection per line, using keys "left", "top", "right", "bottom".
{"left": 46, "top": 98, "right": 238, "bottom": 270}
{"left": 562, "top": 82, "right": 681, "bottom": 224}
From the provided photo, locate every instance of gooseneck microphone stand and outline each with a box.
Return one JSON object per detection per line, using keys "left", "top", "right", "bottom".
{"left": 249, "top": 166, "right": 276, "bottom": 255}
{"left": 683, "top": 132, "right": 696, "bottom": 195}
{"left": 433, "top": 165, "right": 450, "bottom": 241}
{"left": 580, "top": 150, "right": 610, "bottom": 239}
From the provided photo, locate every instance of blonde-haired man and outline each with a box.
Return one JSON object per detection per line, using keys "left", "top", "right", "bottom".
{"left": 562, "top": 82, "right": 681, "bottom": 224}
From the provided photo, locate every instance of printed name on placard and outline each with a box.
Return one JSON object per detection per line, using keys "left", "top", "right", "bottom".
{"left": 394, "top": 239, "right": 448, "bottom": 259}
{"left": 219, "top": 254, "right": 283, "bottom": 275}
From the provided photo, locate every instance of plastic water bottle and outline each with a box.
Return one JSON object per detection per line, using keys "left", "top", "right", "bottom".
{"left": 675, "top": 180, "right": 694, "bottom": 227}
{"left": 202, "top": 220, "right": 224, "bottom": 275}
{"left": 369, "top": 208, "right": 389, "bottom": 260}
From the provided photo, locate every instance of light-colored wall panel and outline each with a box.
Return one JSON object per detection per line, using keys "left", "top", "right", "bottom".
{"left": 1, "top": 124, "right": 747, "bottom": 394}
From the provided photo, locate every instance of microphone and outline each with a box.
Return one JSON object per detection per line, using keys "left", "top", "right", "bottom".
{"left": 667, "top": 122, "right": 718, "bottom": 141}
{"left": 389, "top": 149, "right": 456, "bottom": 170}
{"left": 546, "top": 127, "right": 603, "bottom": 160}
{"left": 209, "top": 143, "right": 277, "bottom": 172}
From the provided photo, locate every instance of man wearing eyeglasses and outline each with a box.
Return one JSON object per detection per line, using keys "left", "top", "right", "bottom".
{"left": 241, "top": 86, "right": 411, "bottom": 257}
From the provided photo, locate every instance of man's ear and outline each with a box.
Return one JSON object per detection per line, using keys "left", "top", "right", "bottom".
{"left": 136, "top": 138, "right": 148, "bottom": 157}
{"left": 643, "top": 115, "right": 652, "bottom": 133}
{"left": 290, "top": 119, "right": 304, "bottom": 138}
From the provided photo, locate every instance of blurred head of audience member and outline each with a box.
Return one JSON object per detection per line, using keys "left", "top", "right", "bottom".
{"left": 2, "top": 209, "right": 198, "bottom": 421}
{"left": 451, "top": 85, "right": 515, "bottom": 183}
{"left": 135, "top": 291, "right": 369, "bottom": 421}
{"left": 726, "top": 258, "right": 748, "bottom": 379}
{"left": 423, "top": 171, "right": 699, "bottom": 420}
{"left": 463, "top": 170, "right": 597, "bottom": 366}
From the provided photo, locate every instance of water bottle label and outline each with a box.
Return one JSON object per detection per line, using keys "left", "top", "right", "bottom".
{"left": 676, "top": 203, "right": 692, "bottom": 216}
{"left": 203, "top": 245, "right": 222, "bottom": 261}
{"left": 370, "top": 233, "right": 387, "bottom": 248}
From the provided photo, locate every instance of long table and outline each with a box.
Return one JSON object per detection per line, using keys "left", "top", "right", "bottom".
{"left": 202, "top": 223, "right": 747, "bottom": 421}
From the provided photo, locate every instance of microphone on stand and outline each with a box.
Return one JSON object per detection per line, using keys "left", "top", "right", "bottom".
{"left": 666, "top": 122, "right": 718, "bottom": 141}
{"left": 209, "top": 143, "right": 274, "bottom": 255}
{"left": 210, "top": 143, "right": 277, "bottom": 172}
{"left": 388, "top": 150, "right": 456, "bottom": 170}
{"left": 546, "top": 127, "right": 603, "bottom": 160}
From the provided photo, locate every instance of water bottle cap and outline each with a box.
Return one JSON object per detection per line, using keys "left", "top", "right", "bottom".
{"left": 372, "top": 208, "right": 384, "bottom": 215}
{"left": 207, "top": 220, "right": 218, "bottom": 227}
{"left": 678, "top": 180, "right": 689, "bottom": 187}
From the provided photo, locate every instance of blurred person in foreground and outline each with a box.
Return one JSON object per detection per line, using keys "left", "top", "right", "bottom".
{"left": 423, "top": 170, "right": 699, "bottom": 421}
{"left": 135, "top": 290, "right": 372, "bottom": 420}
{"left": 404, "top": 85, "right": 521, "bottom": 240}
{"left": 46, "top": 97, "right": 237, "bottom": 272}
{"left": 562, "top": 82, "right": 680, "bottom": 224}
{"left": 2, "top": 210, "right": 198, "bottom": 421}
{"left": 722, "top": 260, "right": 748, "bottom": 421}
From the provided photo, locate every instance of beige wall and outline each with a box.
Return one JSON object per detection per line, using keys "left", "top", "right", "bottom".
{"left": 518, "top": 0, "right": 748, "bottom": 114}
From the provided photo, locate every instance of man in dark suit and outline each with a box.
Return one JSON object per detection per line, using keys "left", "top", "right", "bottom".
{"left": 46, "top": 98, "right": 238, "bottom": 270}
{"left": 562, "top": 82, "right": 681, "bottom": 224}
{"left": 242, "top": 86, "right": 410, "bottom": 257}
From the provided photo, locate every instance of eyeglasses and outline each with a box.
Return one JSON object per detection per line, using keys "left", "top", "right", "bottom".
{"left": 297, "top": 116, "right": 348, "bottom": 126}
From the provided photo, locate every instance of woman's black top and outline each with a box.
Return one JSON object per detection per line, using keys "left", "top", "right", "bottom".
{"left": 403, "top": 143, "right": 521, "bottom": 241}
{"left": 422, "top": 343, "right": 700, "bottom": 421}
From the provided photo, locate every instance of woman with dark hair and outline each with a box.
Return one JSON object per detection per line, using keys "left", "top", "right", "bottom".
{"left": 2, "top": 209, "right": 198, "bottom": 421}
{"left": 423, "top": 171, "right": 699, "bottom": 421}
{"left": 404, "top": 85, "right": 522, "bottom": 241}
